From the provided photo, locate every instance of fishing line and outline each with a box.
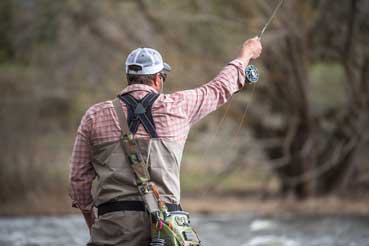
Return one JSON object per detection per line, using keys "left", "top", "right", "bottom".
{"left": 197, "top": 96, "right": 234, "bottom": 167}
{"left": 232, "top": 83, "right": 256, "bottom": 139}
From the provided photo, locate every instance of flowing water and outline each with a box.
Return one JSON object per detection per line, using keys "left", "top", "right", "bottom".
{"left": 0, "top": 213, "right": 368, "bottom": 246}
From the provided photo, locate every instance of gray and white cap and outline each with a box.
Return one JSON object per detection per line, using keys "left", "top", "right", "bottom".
{"left": 125, "top": 48, "right": 172, "bottom": 75}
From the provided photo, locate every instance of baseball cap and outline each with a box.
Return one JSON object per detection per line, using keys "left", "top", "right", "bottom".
{"left": 125, "top": 48, "right": 172, "bottom": 75}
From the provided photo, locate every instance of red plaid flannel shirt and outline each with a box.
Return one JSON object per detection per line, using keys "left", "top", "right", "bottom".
{"left": 69, "top": 59, "right": 246, "bottom": 211}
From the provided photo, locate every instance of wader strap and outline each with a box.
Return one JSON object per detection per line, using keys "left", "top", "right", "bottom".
{"left": 112, "top": 98, "right": 151, "bottom": 185}
{"left": 118, "top": 92, "right": 159, "bottom": 138}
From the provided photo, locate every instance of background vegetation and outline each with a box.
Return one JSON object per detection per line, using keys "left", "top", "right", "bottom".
{"left": 1, "top": 0, "right": 368, "bottom": 215}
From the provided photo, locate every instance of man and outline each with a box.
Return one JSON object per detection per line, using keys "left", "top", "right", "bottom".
{"left": 69, "top": 37, "right": 262, "bottom": 245}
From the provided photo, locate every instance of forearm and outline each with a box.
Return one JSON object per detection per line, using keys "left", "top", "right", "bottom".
{"left": 191, "top": 37, "right": 262, "bottom": 115}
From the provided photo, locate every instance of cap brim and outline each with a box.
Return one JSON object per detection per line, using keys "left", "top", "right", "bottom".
{"left": 163, "top": 63, "right": 172, "bottom": 72}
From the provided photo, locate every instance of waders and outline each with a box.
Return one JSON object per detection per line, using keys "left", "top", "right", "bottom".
{"left": 112, "top": 98, "right": 201, "bottom": 246}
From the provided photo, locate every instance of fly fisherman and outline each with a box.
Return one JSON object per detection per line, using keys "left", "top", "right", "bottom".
{"left": 69, "top": 37, "right": 262, "bottom": 245}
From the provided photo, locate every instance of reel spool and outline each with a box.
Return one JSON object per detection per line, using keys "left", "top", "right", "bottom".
{"left": 245, "top": 65, "right": 259, "bottom": 84}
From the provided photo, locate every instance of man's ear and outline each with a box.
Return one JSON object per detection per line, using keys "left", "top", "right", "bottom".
{"left": 153, "top": 73, "right": 161, "bottom": 87}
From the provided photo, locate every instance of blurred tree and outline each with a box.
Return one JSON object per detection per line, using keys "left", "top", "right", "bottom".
{"left": 0, "top": 0, "right": 14, "bottom": 63}
{"left": 241, "top": 0, "right": 369, "bottom": 198}
{"left": 1, "top": 0, "right": 368, "bottom": 206}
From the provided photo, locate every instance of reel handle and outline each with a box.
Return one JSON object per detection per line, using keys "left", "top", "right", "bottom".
{"left": 245, "top": 64, "right": 259, "bottom": 84}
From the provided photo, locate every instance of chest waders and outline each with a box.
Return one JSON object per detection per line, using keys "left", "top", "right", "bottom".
{"left": 113, "top": 94, "right": 201, "bottom": 246}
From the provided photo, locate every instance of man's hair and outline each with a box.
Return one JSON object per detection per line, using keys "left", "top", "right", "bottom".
{"left": 126, "top": 64, "right": 156, "bottom": 85}
{"left": 126, "top": 74, "right": 156, "bottom": 85}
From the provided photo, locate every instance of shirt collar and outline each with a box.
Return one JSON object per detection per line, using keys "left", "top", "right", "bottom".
{"left": 119, "top": 84, "right": 158, "bottom": 95}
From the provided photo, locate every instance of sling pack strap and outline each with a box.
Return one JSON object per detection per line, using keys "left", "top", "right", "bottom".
{"left": 112, "top": 97, "right": 162, "bottom": 216}
{"left": 118, "top": 92, "right": 159, "bottom": 138}
{"left": 112, "top": 98, "right": 151, "bottom": 185}
{"left": 112, "top": 98, "right": 131, "bottom": 135}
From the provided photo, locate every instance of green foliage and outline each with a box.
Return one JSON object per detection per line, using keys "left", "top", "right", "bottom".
{"left": 309, "top": 63, "right": 346, "bottom": 113}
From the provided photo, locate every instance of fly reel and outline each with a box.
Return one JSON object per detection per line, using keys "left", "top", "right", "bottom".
{"left": 245, "top": 64, "right": 259, "bottom": 84}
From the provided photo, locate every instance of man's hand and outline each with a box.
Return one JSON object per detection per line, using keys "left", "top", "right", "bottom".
{"left": 238, "top": 37, "right": 263, "bottom": 65}
{"left": 82, "top": 209, "right": 95, "bottom": 234}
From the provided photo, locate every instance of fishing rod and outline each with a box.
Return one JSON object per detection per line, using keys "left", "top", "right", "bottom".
{"left": 245, "top": 0, "right": 284, "bottom": 83}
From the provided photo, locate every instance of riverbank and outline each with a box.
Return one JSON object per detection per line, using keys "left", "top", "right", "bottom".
{"left": 2, "top": 193, "right": 369, "bottom": 217}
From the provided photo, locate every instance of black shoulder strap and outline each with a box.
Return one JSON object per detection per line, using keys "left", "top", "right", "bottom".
{"left": 118, "top": 92, "right": 159, "bottom": 138}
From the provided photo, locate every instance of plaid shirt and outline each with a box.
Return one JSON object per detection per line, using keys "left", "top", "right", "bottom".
{"left": 69, "top": 59, "right": 246, "bottom": 211}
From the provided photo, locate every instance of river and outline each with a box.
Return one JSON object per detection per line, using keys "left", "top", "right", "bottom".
{"left": 0, "top": 213, "right": 368, "bottom": 246}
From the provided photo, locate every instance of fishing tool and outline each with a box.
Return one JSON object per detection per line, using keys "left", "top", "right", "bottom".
{"left": 245, "top": 0, "right": 284, "bottom": 83}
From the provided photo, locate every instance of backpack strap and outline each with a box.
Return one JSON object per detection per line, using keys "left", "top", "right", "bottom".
{"left": 118, "top": 92, "right": 159, "bottom": 138}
